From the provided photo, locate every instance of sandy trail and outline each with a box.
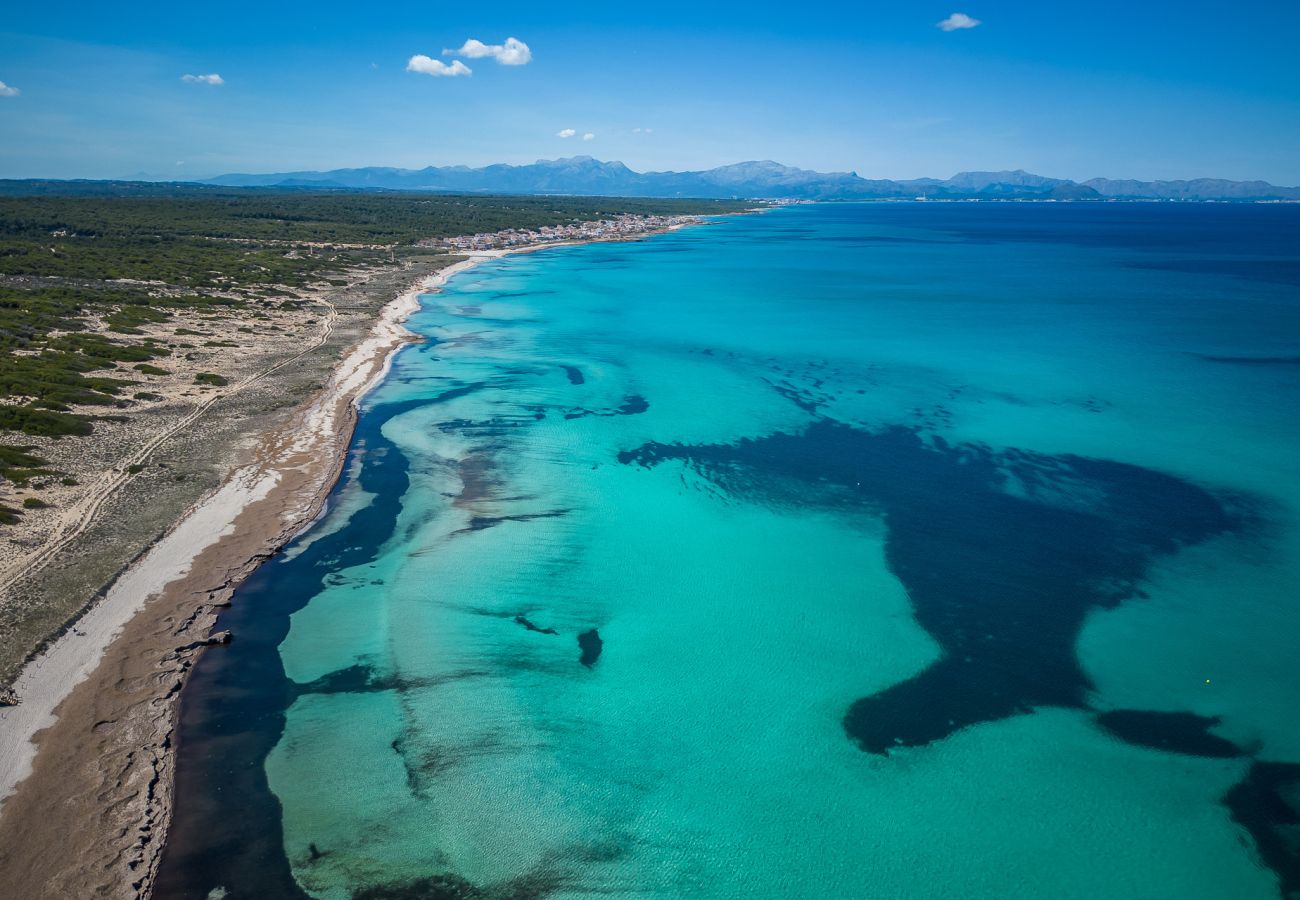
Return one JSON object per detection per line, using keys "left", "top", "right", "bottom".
{"left": 0, "top": 293, "right": 341, "bottom": 601}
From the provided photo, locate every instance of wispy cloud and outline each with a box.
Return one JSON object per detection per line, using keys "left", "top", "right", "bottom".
{"left": 181, "top": 73, "right": 224, "bottom": 85}
{"left": 582, "top": 133, "right": 595, "bottom": 141}
{"left": 407, "top": 55, "right": 472, "bottom": 78}
{"left": 632, "top": 127, "right": 654, "bottom": 134}
{"left": 0, "top": 80, "right": 19, "bottom": 98}
{"left": 556, "top": 128, "right": 577, "bottom": 138}
{"left": 444, "top": 37, "right": 532, "bottom": 66}
{"left": 937, "top": 12, "right": 981, "bottom": 31}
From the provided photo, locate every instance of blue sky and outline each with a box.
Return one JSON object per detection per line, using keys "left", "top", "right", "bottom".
{"left": 2, "top": 1, "right": 1298, "bottom": 182}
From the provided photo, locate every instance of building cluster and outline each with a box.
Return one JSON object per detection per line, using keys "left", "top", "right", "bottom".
{"left": 422, "top": 214, "right": 698, "bottom": 252}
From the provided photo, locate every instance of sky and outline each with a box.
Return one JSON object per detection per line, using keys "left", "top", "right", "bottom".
{"left": 1, "top": 1, "right": 1299, "bottom": 183}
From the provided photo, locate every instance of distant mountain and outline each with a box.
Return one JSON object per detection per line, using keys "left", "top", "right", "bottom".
{"left": 1082, "top": 177, "right": 1300, "bottom": 201}
{"left": 203, "top": 157, "right": 1300, "bottom": 201}
{"left": 942, "top": 169, "right": 1069, "bottom": 192}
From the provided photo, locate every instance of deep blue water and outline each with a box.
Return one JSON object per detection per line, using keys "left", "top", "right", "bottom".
{"left": 156, "top": 203, "right": 1300, "bottom": 899}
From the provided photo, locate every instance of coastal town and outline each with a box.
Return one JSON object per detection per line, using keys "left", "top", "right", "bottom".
{"left": 421, "top": 212, "right": 702, "bottom": 252}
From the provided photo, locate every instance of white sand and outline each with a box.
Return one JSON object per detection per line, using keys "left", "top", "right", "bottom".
{"left": 0, "top": 256, "right": 495, "bottom": 805}
{"left": 0, "top": 466, "right": 277, "bottom": 801}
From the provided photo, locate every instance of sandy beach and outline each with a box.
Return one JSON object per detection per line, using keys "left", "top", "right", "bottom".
{"left": 0, "top": 252, "right": 494, "bottom": 898}
{"left": 0, "top": 226, "right": 700, "bottom": 897}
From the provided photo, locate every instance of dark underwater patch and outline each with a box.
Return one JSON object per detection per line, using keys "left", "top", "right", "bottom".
{"left": 393, "top": 731, "right": 513, "bottom": 795}
{"left": 456, "top": 508, "right": 571, "bottom": 535}
{"left": 618, "top": 420, "right": 1238, "bottom": 754}
{"left": 578, "top": 629, "right": 603, "bottom": 668}
{"left": 489, "top": 290, "right": 553, "bottom": 301}
{"left": 1130, "top": 257, "right": 1300, "bottom": 287}
{"left": 1223, "top": 761, "right": 1300, "bottom": 897}
{"left": 833, "top": 234, "right": 950, "bottom": 245}
{"left": 293, "top": 664, "right": 491, "bottom": 699}
{"left": 295, "top": 663, "right": 400, "bottom": 697}
{"left": 353, "top": 874, "right": 486, "bottom": 900}
{"left": 1195, "top": 354, "right": 1300, "bottom": 367}
{"left": 561, "top": 365, "right": 585, "bottom": 385}
{"left": 617, "top": 395, "right": 649, "bottom": 415}
{"left": 765, "top": 378, "right": 826, "bottom": 413}
{"left": 563, "top": 395, "right": 649, "bottom": 420}
{"left": 514, "top": 615, "right": 558, "bottom": 636}
{"left": 1096, "top": 710, "right": 1244, "bottom": 758}
{"left": 351, "top": 868, "right": 565, "bottom": 900}
{"left": 437, "top": 416, "right": 539, "bottom": 435}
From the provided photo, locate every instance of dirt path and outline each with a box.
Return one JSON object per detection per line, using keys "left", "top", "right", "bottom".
{"left": 0, "top": 295, "right": 340, "bottom": 604}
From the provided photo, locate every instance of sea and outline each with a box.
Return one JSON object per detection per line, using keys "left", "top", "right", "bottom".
{"left": 154, "top": 202, "right": 1300, "bottom": 899}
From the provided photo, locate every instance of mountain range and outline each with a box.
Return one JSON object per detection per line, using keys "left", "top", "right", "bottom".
{"left": 204, "top": 157, "right": 1300, "bottom": 202}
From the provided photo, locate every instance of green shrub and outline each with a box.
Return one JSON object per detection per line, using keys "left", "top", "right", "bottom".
{"left": 0, "top": 444, "right": 55, "bottom": 483}
{"left": 105, "top": 305, "right": 170, "bottom": 334}
{"left": 0, "top": 406, "right": 92, "bottom": 437}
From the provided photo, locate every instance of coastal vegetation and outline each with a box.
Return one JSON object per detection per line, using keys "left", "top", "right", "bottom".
{"left": 0, "top": 186, "right": 746, "bottom": 521}
{"left": 0, "top": 181, "right": 742, "bottom": 703}
{"left": 0, "top": 186, "right": 747, "bottom": 265}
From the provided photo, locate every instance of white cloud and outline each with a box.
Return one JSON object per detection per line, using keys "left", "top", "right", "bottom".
{"left": 0, "top": 80, "right": 19, "bottom": 98}
{"left": 937, "top": 12, "right": 981, "bottom": 31}
{"left": 444, "top": 37, "right": 531, "bottom": 66}
{"left": 556, "top": 128, "right": 577, "bottom": 138}
{"left": 632, "top": 127, "right": 653, "bottom": 134}
{"left": 407, "top": 55, "right": 472, "bottom": 78}
{"left": 582, "top": 133, "right": 595, "bottom": 141}
{"left": 181, "top": 73, "right": 224, "bottom": 85}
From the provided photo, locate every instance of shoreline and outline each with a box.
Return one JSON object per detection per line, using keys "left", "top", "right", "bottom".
{"left": 0, "top": 251, "right": 494, "bottom": 802}
{"left": 0, "top": 226, "right": 697, "bottom": 898}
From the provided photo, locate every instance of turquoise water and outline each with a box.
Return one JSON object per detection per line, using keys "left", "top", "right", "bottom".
{"left": 158, "top": 203, "right": 1300, "bottom": 899}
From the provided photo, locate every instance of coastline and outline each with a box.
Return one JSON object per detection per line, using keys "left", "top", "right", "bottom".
{"left": 0, "top": 251, "right": 493, "bottom": 898}
{"left": 0, "top": 227, "right": 696, "bottom": 898}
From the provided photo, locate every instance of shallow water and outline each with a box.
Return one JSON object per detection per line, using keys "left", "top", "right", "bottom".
{"left": 157, "top": 203, "right": 1300, "bottom": 899}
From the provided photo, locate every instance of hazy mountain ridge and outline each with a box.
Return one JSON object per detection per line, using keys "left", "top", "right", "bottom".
{"left": 1081, "top": 177, "right": 1300, "bottom": 200}
{"left": 203, "top": 157, "right": 1300, "bottom": 201}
